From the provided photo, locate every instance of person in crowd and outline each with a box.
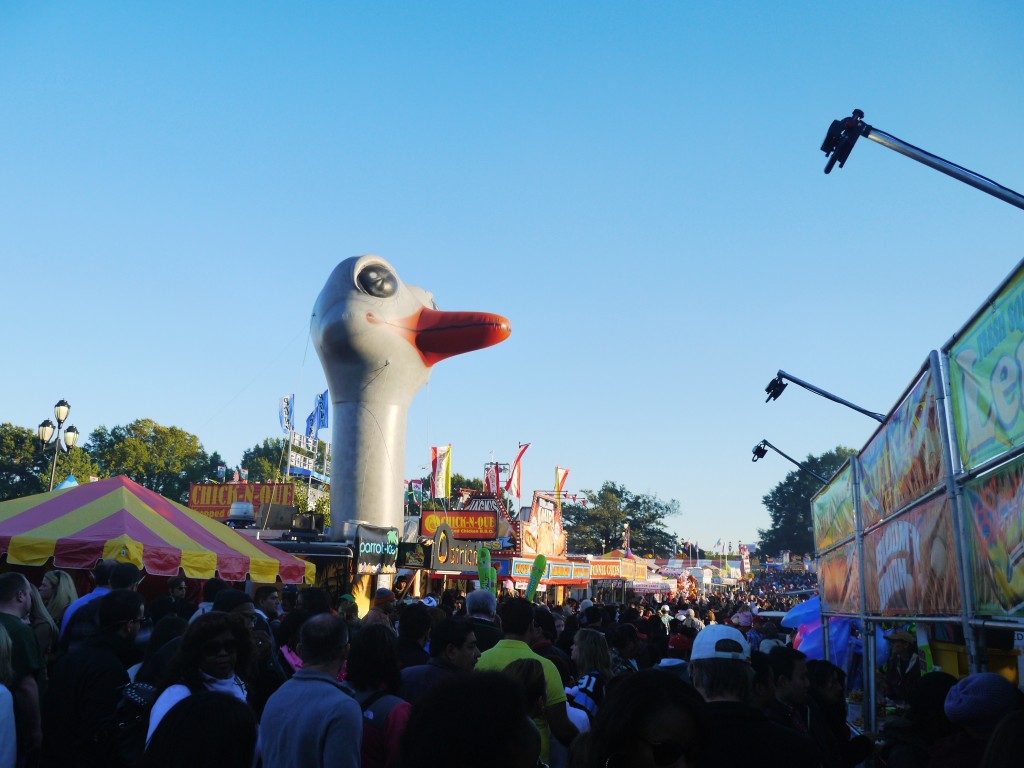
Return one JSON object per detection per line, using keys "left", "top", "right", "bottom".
{"left": 805, "top": 658, "right": 873, "bottom": 767}
{"left": 37, "top": 571, "right": 77, "bottom": 630}
{"left": 678, "top": 608, "right": 705, "bottom": 633}
{"left": 61, "top": 561, "right": 141, "bottom": 654}
{"left": 40, "top": 589, "right": 145, "bottom": 768}
{"left": 505, "top": 658, "right": 572, "bottom": 766}
{"left": 531, "top": 606, "right": 572, "bottom": 679}
{"left": 569, "top": 669, "right": 707, "bottom": 768}
{"left": 295, "top": 586, "right": 333, "bottom": 616}
{"left": 275, "top": 608, "right": 311, "bottom": 677}
{"left": 932, "top": 672, "right": 1022, "bottom": 767}
{"left": 346, "top": 623, "right": 411, "bottom": 768}
{"left": 189, "top": 578, "right": 228, "bottom": 624}
{"left": 764, "top": 646, "right": 813, "bottom": 737}
{"left": 134, "top": 615, "right": 188, "bottom": 685}
{"left": 364, "top": 588, "right": 398, "bottom": 631}
{"left": 0, "top": 572, "right": 43, "bottom": 761}
{"left": 880, "top": 670, "right": 958, "bottom": 768}
{"left": 981, "top": 709, "right": 1024, "bottom": 768}
{"left": 399, "top": 618, "right": 480, "bottom": 705}
{"left": 396, "top": 602, "right": 431, "bottom": 669}
{"left": 59, "top": 559, "right": 115, "bottom": 639}
{"left": 465, "top": 589, "right": 504, "bottom": 652}
{"left": 749, "top": 650, "right": 777, "bottom": 711}
{"left": 212, "top": 589, "right": 282, "bottom": 717}
{"left": 883, "top": 629, "right": 920, "bottom": 706}
{"left": 146, "top": 611, "right": 252, "bottom": 743}
{"left": 144, "top": 691, "right": 257, "bottom": 768}
{"left": 688, "top": 625, "right": 819, "bottom": 768}
{"left": 147, "top": 577, "right": 197, "bottom": 624}
{"left": 744, "top": 614, "right": 765, "bottom": 650}
{"left": 261, "top": 613, "right": 361, "bottom": 768}
{"left": 567, "top": 628, "right": 612, "bottom": 721}
{"left": 476, "top": 597, "right": 578, "bottom": 765}
{"left": 758, "top": 621, "right": 786, "bottom": 653}
{"left": 608, "top": 623, "right": 641, "bottom": 676}
{"left": 1, "top": 624, "right": 18, "bottom": 768}
{"left": 254, "top": 585, "right": 282, "bottom": 635}
{"left": 27, "top": 584, "right": 58, "bottom": 676}
{"left": 399, "top": 672, "right": 540, "bottom": 768}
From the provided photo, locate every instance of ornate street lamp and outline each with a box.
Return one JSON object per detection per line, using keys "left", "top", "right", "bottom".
{"left": 38, "top": 399, "right": 78, "bottom": 491}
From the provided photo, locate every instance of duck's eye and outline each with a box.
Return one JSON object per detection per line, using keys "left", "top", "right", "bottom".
{"left": 356, "top": 264, "right": 398, "bottom": 298}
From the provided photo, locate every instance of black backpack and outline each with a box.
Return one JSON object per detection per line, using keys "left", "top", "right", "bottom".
{"left": 97, "top": 681, "right": 160, "bottom": 768}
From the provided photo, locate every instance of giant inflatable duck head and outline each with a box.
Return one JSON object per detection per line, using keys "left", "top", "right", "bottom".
{"left": 311, "top": 255, "right": 510, "bottom": 535}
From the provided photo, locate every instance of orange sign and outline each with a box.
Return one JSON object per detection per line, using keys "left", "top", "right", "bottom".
{"left": 188, "top": 483, "right": 294, "bottom": 519}
{"left": 420, "top": 510, "right": 497, "bottom": 540}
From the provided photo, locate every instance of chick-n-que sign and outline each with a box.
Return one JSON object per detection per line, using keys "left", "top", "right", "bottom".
{"left": 420, "top": 510, "right": 497, "bottom": 540}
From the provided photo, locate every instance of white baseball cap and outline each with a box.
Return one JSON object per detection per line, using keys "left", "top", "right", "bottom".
{"left": 690, "top": 625, "right": 750, "bottom": 662}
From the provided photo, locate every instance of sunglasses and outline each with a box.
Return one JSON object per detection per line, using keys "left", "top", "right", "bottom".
{"left": 639, "top": 737, "right": 688, "bottom": 767}
{"left": 201, "top": 638, "right": 238, "bottom": 656}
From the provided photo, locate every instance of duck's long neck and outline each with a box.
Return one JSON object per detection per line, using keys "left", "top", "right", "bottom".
{"left": 326, "top": 400, "right": 407, "bottom": 537}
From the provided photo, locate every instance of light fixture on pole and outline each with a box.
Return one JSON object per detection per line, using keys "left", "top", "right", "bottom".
{"left": 751, "top": 439, "right": 828, "bottom": 484}
{"left": 38, "top": 399, "right": 79, "bottom": 491}
{"left": 765, "top": 370, "right": 885, "bottom": 423}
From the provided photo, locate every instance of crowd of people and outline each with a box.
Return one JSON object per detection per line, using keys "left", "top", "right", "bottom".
{"left": 0, "top": 562, "right": 1022, "bottom": 767}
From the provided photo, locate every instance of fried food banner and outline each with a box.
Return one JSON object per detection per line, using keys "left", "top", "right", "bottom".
{"left": 949, "top": 265, "right": 1024, "bottom": 470}
{"left": 862, "top": 495, "right": 960, "bottom": 615}
{"left": 859, "top": 370, "right": 946, "bottom": 528}
{"left": 188, "top": 482, "right": 295, "bottom": 519}
{"left": 819, "top": 542, "right": 860, "bottom": 614}
{"left": 962, "top": 456, "right": 1024, "bottom": 616}
{"left": 811, "top": 462, "right": 854, "bottom": 553}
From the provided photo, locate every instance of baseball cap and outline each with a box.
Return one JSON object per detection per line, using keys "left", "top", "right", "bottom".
{"left": 660, "top": 605, "right": 671, "bottom": 613}
{"left": 690, "top": 625, "right": 750, "bottom": 662}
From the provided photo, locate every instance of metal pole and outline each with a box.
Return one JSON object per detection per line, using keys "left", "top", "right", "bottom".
{"left": 863, "top": 128, "right": 1024, "bottom": 212}
{"left": 777, "top": 370, "right": 886, "bottom": 422}
{"left": 851, "top": 455, "right": 875, "bottom": 735}
{"left": 759, "top": 440, "right": 829, "bottom": 484}
{"left": 933, "top": 350, "right": 981, "bottom": 672}
{"left": 47, "top": 428, "right": 62, "bottom": 492}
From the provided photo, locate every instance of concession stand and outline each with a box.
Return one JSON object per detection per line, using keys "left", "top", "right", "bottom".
{"left": 811, "top": 257, "right": 1024, "bottom": 735}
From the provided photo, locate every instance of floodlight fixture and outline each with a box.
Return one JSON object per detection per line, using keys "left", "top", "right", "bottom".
{"left": 751, "top": 439, "right": 828, "bottom": 485}
{"left": 766, "top": 369, "right": 885, "bottom": 423}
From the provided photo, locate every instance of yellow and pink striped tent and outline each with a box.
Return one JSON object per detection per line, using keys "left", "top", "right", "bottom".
{"left": 0, "top": 475, "right": 313, "bottom": 584}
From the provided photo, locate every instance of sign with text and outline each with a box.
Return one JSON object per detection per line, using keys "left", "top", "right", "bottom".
{"left": 420, "top": 510, "right": 497, "bottom": 540}
{"left": 862, "top": 495, "right": 960, "bottom": 615}
{"left": 520, "top": 491, "right": 567, "bottom": 559}
{"left": 355, "top": 524, "right": 398, "bottom": 575}
{"left": 429, "top": 523, "right": 481, "bottom": 575}
{"left": 949, "top": 264, "right": 1024, "bottom": 470}
{"left": 589, "top": 559, "right": 621, "bottom": 579}
{"left": 188, "top": 483, "right": 294, "bottom": 519}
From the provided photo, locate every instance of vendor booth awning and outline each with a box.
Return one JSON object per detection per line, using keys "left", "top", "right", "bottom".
{"left": 0, "top": 475, "right": 314, "bottom": 584}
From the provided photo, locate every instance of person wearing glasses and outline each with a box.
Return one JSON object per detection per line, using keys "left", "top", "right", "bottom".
{"left": 39, "top": 589, "right": 145, "bottom": 768}
{"left": 145, "top": 611, "right": 253, "bottom": 745}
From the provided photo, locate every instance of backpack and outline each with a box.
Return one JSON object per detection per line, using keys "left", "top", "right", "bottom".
{"left": 97, "top": 681, "right": 160, "bottom": 768}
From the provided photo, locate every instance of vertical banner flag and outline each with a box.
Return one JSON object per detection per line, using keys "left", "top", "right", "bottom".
{"left": 555, "top": 466, "right": 569, "bottom": 513}
{"left": 315, "top": 389, "right": 329, "bottom": 431}
{"left": 505, "top": 443, "right": 530, "bottom": 497}
{"left": 484, "top": 464, "right": 499, "bottom": 495}
{"left": 240, "top": 468, "right": 249, "bottom": 482}
{"left": 279, "top": 394, "right": 295, "bottom": 434}
{"left": 217, "top": 465, "right": 226, "bottom": 480}
{"left": 305, "top": 409, "right": 316, "bottom": 439}
{"left": 431, "top": 445, "right": 452, "bottom": 499}
{"left": 410, "top": 479, "right": 423, "bottom": 505}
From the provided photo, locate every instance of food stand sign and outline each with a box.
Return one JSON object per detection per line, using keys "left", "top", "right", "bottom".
{"left": 429, "top": 522, "right": 481, "bottom": 575}
{"left": 356, "top": 524, "right": 399, "bottom": 575}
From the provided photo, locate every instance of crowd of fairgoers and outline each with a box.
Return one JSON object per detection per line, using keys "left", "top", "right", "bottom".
{"left": 1, "top": 565, "right": 1021, "bottom": 768}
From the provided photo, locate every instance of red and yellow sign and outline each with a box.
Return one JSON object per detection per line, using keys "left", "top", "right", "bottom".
{"left": 188, "top": 483, "right": 294, "bottom": 520}
{"left": 420, "top": 510, "right": 498, "bottom": 540}
{"left": 590, "top": 559, "right": 621, "bottom": 579}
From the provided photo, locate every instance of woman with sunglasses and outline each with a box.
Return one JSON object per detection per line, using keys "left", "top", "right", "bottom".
{"left": 569, "top": 669, "right": 708, "bottom": 768}
{"left": 145, "top": 611, "right": 253, "bottom": 745}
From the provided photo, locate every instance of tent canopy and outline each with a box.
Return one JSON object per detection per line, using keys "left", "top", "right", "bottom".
{"left": 0, "top": 475, "right": 313, "bottom": 584}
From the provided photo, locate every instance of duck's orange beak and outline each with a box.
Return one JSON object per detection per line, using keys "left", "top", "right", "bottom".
{"left": 371, "top": 307, "right": 511, "bottom": 366}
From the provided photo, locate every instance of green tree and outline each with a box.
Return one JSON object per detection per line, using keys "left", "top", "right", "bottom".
{"left": 241, "top": 437, "right": 289, "bottom": 482}
{"left": 0, "top": 423, "right": 48, "bottom": 500}
{"left": 757, "top": 446, "right": 855, "bottom": 557}
{"left": 561, "top": 481, "right": 681, "bottom": 557}
{"left": 88, "top": 419, "right": 214, "bottom": 504}
{"left": 419, "top": 473, "right": 483, "bottom": 512}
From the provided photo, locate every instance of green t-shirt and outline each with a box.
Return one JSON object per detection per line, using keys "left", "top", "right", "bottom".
{"left": 0, "top": 611, "right": 43, "bottom": 691}
{"left": 475, "top": 638, "right": 567, "bottom": 762}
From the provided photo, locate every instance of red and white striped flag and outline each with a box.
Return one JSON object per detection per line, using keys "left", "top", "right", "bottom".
{"left": 484, "top": 463, "right": 500, "bottom": 495}
{"left": 505, "top": 443, "right": 530, "bottom": 497}
{"left": 555, "top": 466, "right": 570, "bottom": 513}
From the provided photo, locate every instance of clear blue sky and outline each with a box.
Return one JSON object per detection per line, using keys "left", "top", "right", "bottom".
{"left": 3, "top": 3, "right": 1023, "bottom": 551}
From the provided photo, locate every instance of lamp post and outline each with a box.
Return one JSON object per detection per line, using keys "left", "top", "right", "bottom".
{"left": 751, "top": 439, "right": 828, "bottom": 484}
{"left": 38, "top": 399, "right": 79, "bottom": 491}
{"left": 765, "top": 369, "right": 885, "bottom": 423}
